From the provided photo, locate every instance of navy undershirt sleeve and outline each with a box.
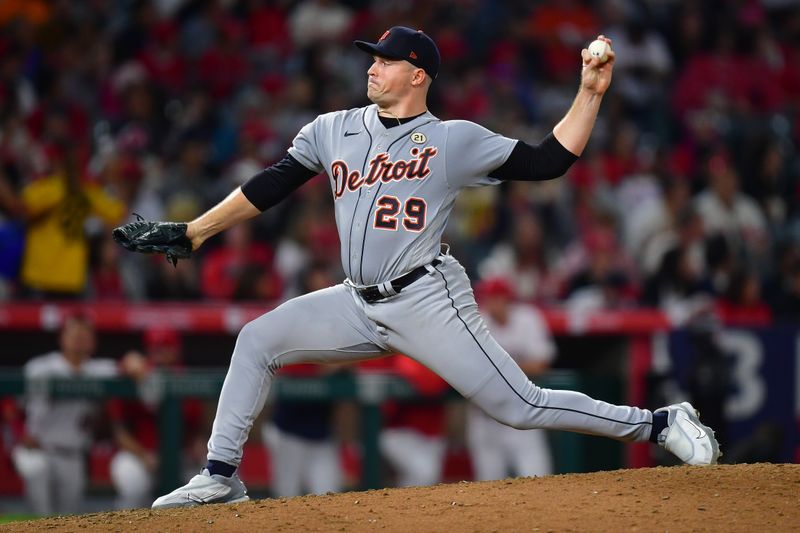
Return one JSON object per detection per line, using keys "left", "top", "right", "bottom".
{"left": 488, "top": 133, "right": 579, "bottom": 182}
{"left": 241, "top": 153, "right": 318, "bottom": 211}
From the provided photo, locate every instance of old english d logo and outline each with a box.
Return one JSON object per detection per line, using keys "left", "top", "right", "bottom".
{"left": 379, "top": 30, "right": 390, "bottom": 42}
{"left": 411, "top": 132, "right": 426, "bottom": 144}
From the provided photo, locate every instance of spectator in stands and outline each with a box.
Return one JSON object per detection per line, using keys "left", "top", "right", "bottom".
{"left": 694, "top": 151, "right": 769, "bottom": 261}
{"left": 441, "top": 67, "right": 492, "bottom": 122}
{"left": 766, "top": 243, "right": 800, "bottom": 320}
{"left": 642, "top": 244, "right": 712, "bottom": 326}
{"left": 196, "top": 18, "right": 248, "bottom": 102}
{"left": 625, "top": 178, "right": 693, "bottom": 276}
{"left": 275, "top": 204, "right": 341, "bottom": 299}
{"left": 745, "top": 138, "right": 794, "bottom": 232}
{"left": 565, "top": 227, "right": 636, "bottom": 311}
{"left": 109, "top": 326, "right": 206, "bottom": 509}
{"left": 160, "top": 130, "right": 215, "bottom": 222}
{"left": 664, "top": 2, "right": 704, "bottom": 69}
{"left": 200, "top": 221, "right": 282, "bottom": 301}
{"left": 0, "top": 168, "right": 24, "bottom": 300}
{"left": 145, "top": 254, "right": 201, "bottom": 301}
{"left": 108, "top": 67, "right": 164, "bottom": 157}
{"left": 12, "top": 312, "right": 118, "bottom": 515}
{"left": 672, "top": 27, "right": 784, "bottom": 121}
{"left": 467, "top": 277, "right": 555, "bottom": 480}
{"left": 261, "top": 264, "right": 346, "bottom": 497}
{"left": 527, "top": 0, "right": 599, "bottom": 82}
{"left": 0, "top": 97, "right": 45, "bottom": 184}
{"left": 18, "top": 142, "right": 125, "bottom": 298}
{"left": 224, "top": 113, "right": 275, "bottom": 190}
{"left": 288, "top": 0, "right": 353, "bottom": 49}
{"left": 598, "top": 121, "right": 642, "bottom": 188}
{"left": 703, "top": 233, "right": 737, "bottom": 297}
{"left": 89, "top": 233, "right": 126, "bottom": 300}
{"left": 244, "top": 0, "right": 293, "bottom": 58}
{"left": 604, "top": 2, "right": 673, "bottom": 122}
{"left": 136, "top": 20, "right": 187, "bottom": 98}
{"left": 715, "top": 267, "right": 772, "bottom": 326}
{"left": 479, "top": 211, "right": 557, "bottom": 303}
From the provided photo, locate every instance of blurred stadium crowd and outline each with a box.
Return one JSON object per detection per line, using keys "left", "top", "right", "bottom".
{"left": 0, "top": 0, "right": 798, "bottom": 325}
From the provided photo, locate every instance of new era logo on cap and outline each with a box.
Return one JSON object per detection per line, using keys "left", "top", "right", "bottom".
{"left": 354, "top": 26, "right": 441, "bottom": 79}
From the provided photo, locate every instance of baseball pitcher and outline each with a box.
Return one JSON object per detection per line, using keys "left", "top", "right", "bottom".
{"left": 114, "top": 27, "right": 720, "bottom": 509}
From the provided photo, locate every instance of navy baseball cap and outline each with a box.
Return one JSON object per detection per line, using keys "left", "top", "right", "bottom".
{"left": 354, "top": 26, "right": 440, "bottom": 80}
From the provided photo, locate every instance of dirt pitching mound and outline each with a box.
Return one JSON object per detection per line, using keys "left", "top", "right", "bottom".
{"left": 5, "top": 463, "right": 798, "bottom": 532}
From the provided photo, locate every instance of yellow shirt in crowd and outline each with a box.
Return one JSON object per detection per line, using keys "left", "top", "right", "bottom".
{"left": 21, "top": 175, "right": 124, "bottom": 294}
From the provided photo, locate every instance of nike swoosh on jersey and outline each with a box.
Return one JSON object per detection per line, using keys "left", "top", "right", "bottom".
{"left": 344, "top": 130, "right": 362, "bottom": 137}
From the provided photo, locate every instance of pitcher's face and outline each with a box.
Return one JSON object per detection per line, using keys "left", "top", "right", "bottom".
{"left": 366, "top": 56, "right": 420, "bottom": 107}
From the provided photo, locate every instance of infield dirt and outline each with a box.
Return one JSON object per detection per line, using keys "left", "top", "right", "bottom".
{"left": 4, "top": 463, "right": 798, "bottom": 532}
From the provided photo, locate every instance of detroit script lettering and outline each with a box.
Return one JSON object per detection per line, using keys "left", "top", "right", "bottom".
{"left": 331, "top": 146, "right": 438, "bottom": 199}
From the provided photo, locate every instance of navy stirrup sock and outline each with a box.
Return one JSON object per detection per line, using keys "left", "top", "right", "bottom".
{"left": 649, "top": 411, "right": 668, "bottom": 443}
{"left": 206, "top": 460, "right": 237, "bottom": 478}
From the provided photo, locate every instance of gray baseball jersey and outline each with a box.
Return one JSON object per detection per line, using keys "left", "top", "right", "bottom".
{"left": 24, "top": 351, "right": 118, "bottom": 451}
{"left": 17, "top": 352, "right": 117, "bottom": 515}
{"left": 288, "top": 104, "right": 514, "bottom": 285}
{"left": 204, "top": 105, "right": 656, "bottom": 472}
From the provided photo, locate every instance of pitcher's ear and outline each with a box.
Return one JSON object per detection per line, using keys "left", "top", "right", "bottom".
{"left": 411, "top": 68, "right": 427, "bottom": 87}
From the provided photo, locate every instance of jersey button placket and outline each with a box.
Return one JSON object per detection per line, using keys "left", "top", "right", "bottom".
{"left": 357, "top": 131, "right": 390, "bottom": 282}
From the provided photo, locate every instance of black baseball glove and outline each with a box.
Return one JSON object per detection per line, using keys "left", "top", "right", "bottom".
{"left": 112, "top": 214, "right": 193, "bottom": 266}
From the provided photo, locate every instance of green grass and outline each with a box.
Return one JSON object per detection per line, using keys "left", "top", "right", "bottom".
{"left": 0, "top": 514, "right": 37, "bottom": 524}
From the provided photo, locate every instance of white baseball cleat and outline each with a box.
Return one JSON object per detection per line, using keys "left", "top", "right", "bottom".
{"left": 152, "top": 468, "right": 249, "bottom": 509}
{"left": 654, "top": 402, "right": 721, "bottom": 466}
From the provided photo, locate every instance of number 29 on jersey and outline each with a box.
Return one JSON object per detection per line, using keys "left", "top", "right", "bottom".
{"left": 373, "top": 195, "right": 427, "bottom": 232}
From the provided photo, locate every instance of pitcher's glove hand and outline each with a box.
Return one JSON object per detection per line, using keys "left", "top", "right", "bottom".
{"left": 112, "top": 214, "right": 193, "bottom": 266}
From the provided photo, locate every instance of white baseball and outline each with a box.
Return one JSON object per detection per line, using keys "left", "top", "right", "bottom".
{"left": 588, "top": 39, "right": 610, "bottom": 63}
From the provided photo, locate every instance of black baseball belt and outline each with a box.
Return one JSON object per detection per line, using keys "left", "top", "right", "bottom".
{"left": 357, "top": 258, "right": 442, "bottom": 303}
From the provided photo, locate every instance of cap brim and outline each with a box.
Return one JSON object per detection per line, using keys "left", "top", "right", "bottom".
{"left": 353, "top": 40, "right": 403, "bottom": 60}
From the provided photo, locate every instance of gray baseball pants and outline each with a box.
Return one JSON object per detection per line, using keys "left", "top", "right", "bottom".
{"left": 207, "top": 254, "right": 653, "bottom": 466}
